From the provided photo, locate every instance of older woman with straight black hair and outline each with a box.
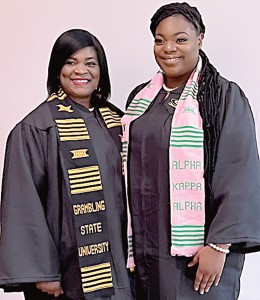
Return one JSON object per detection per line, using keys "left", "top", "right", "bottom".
{"left": 0, "top": 29, "right": 134, "bottom": 300}
{"left": 122, "top": 2, "right": 260, "bottom": 299}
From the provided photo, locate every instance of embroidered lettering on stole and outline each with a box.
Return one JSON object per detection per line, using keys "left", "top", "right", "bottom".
{"left": 47, "top": 91, "right": 121, "bottom": 299}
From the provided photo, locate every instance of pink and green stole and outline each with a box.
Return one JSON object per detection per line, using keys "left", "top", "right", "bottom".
{"left": 121, "top": 57, "right": 205, "bottom": 268}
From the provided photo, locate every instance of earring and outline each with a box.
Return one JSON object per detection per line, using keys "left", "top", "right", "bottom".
{"left": 95, "top": 87, "right": 102, "bottom": 99}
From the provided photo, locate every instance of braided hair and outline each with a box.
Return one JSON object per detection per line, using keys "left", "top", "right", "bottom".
{"left": 151, "top": 2, "right": 220, "bottom": 225}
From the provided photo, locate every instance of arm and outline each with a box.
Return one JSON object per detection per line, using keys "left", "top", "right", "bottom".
{"left": 0, "top": 122, "right": 61, "bottom": 291}
{"left": 188, "top": 80, "right": 260, "bottom": 294}
{"left": 207, "top": 81, "right": 260, "bottom": 248}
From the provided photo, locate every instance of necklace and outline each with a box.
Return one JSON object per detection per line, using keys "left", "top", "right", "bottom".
{"left": 162, "top": 84, "right": 180, "bottom": 92}
{"left": 163, "top": 84, "right": 181, "bottom": 108}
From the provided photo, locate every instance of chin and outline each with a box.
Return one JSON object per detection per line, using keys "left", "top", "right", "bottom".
{"left": 163, "top": 71, "right": 181, "bottom": 79}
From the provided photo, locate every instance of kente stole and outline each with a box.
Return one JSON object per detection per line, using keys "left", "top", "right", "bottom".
{"left": 121, "top": 57, "right": 205, "bottom": 268}
{"left": 47, "top": 89, "right": 122, "bottom": 299}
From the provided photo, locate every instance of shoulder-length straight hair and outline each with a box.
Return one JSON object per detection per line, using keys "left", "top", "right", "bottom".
{"left": 47, "top": 29, "right": 111, "bottom": 100}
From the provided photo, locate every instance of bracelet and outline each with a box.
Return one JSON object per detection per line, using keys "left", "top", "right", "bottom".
{"left": 208, "top": 243, "right": 230, "bottom": 254}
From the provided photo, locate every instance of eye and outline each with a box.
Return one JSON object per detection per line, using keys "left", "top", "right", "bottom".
{"left": 154, "top": 38, "right": 165, "bottom": 46}
{"left": 65, "top": 59, "right": 76, "bottom": 66}
{"left": 86, "top": 61, "right": 98, "bottom": 67}
{"left": 176, "top": 38, "right": 188, "bottom": 44}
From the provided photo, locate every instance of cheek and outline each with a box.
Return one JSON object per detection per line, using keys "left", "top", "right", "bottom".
{"left": 94, "top": 70, "right": 101, "bottom": 82}
{"left": 59, "top": 75, "right": 70, "bottom": 92}
{"left": 153, "top": 46, "right": 160, "bottom": 58}
{"left": 59, "top": 76, "right": 65, "bottom": 88}
{"left": 186, "top": 45, "right": 199, "bottom": 62}
{"left": 153, "top": 48, "right": 162, "bottom": 65}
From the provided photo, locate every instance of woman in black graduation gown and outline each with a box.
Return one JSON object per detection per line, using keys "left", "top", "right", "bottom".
{"left": 0, "top": 29, "right": 134, "bottom": 300}
{"left": 121, "top": 3, "right": 260, "bottom": 300}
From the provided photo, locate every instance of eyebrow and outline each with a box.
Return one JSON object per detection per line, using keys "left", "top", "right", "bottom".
{"left": 156, "top": 31, "right": 189, "bottom": 37}
{"left": 68, "top": 56, "right": 97, "bottom": 60}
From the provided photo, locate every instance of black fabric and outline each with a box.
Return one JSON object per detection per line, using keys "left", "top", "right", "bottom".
{"left": 23, "top": 284, "right": 67, "bottom": 300}
{"left": 126, "top": 76, "right": 260, "bottom": 299}
{"left": 0, "top": 100, "right": 134, "bottom": 300}
{"left": 48, "top": 95, "right": 116, "bottom": 299}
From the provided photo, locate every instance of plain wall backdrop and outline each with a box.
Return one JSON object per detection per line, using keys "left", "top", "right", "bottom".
{"left": 0, "top": 0, "right": 260, "bottom": 299}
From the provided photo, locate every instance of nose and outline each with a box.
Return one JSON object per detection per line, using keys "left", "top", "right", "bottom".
{"left": 164, "top": 41, "right": 177, "bottom": 53}
{"left": 74, "top": 64, "right": 88, "bottom": 75}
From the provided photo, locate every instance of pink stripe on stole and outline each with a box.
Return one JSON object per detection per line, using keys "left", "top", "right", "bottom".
{"left": 170, "top": 62, "right": 205, "bottom": 256}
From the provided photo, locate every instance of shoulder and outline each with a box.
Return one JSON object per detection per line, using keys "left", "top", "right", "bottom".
{"left": 105, "top": 101, "right": 124, "bottom": 117}
{"left": 217, "top": 75, "right": 247, "bottom": 101}
{"left": 126, "top": 81, "right": 150, "bottom": 109}
{"left": 19, "top": 101, "right": 56, "bottom": 131}
{"left": 95, "top": 99, "right": 123, "bottom": 117}
{"left": 6, "top": 101, "right": 57, "bottom": 148}
{"left": 216, "top": 75, "right": 254, "bottom": 126}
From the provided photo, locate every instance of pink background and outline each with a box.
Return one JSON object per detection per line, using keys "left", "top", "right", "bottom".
{"left": 0, "top": 0, "right": 259, "bottom": 299}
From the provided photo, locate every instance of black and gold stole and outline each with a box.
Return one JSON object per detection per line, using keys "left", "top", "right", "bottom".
{"left": 47, "top": 89, "right": 122, "bottom": 299}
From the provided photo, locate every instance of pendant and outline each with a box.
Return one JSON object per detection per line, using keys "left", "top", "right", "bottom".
{"left": 168, "top": 98, "right": 179, "bottom": 108}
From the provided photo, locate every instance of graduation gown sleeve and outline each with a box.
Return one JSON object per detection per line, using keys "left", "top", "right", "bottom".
{"left": 206, "top": 78, "right": 260, "bottom": 251}
{"left": 0, "top": 121, "right": 61, "bottom": 288}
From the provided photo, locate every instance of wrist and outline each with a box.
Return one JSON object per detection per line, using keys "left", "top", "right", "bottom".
{"left": 208, "top": 243, "right": 230, "bottom": 254}
{"left": 216, "top": 244, "right": 231, "bottom": 250}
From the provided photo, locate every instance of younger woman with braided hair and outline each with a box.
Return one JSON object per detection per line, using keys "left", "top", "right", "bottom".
{"left": 121, "top": 2, "right": 260, "bottom": 299}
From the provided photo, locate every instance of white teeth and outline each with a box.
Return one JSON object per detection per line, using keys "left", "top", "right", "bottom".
{"left": 74, "top": 79, "right": 89, "bottom": 82}
{"left": 166, "top": 58, "right": 180, "bottom": 62}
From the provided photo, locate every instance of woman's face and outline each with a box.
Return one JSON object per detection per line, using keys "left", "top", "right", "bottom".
{"left": 60, "top": 46, "right": 100, "bottom": 107}
{"left": 154, "top": 14, "right": 203, "bottom": 88}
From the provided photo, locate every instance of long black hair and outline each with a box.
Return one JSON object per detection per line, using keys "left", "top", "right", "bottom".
{"left": 151, "top": 2, "right": 221, "bottom": 224}
{"left": 47, "top": 29, "right": 111, "bottom": 100}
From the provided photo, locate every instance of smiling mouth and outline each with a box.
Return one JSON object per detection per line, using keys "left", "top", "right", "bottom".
{"left": 164, "top": 57, "right": 181, "bottom": 63}
{"left": 72, "top": 79, "right": 90, "bottom": 83}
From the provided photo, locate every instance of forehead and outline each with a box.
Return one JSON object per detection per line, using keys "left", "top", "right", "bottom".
{"left": 70, "top": 46, "right": 98, "bottom": 59}
{"left": 155, "top": 14, "right": 197, "bottom": 35}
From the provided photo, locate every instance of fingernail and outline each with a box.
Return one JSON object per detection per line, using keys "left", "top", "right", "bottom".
{"left": 200, "top": 291, "right": 204, "bottom": 295}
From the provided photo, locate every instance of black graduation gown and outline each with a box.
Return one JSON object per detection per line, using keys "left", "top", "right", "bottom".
{"left": 126, "top": 76, "right": 260, "bottom": 300}
{"left": 0, "top": 100, "right": 134, "bottom": 300}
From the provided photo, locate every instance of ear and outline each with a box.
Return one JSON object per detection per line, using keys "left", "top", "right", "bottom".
{"left": 197, "top": 33, "right": 204, "bottom": 49}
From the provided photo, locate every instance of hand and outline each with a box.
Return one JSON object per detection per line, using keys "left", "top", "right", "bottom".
{"left": 36, "top": 281, "right": 63, "bottom": 297}
{"left": 187, "top": 245, "right": 227, "bottom": 295}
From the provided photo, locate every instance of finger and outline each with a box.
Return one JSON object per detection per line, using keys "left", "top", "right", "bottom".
{"left": 214, "top": 273, "right": 222, "bottom": 286}
{"left": 54, "top": 289, "right": 62, "bottom": 297}
{"left": 36, "top": 283, "right": 43, "bottom": 290}
{"left": 204, "top": 275, "right": 216, "bottom": 293}
{"left": 47, "top": 291, "right": 54, "bottom": 295}
{"left": 188, "top": 254, "right": 199, "bottom": 267}
{"left": 194, "top": 271, "right": 203, "bottom": 291}
{"left": 199, "top": 275, "right": 211, "bottom": 295}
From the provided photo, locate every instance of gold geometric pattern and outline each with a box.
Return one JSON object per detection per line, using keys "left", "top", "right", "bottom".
{"left": 56, "top": 104, "right": 74, "bottom": 113}
{"left": 47, "top": 89, "right": 67, "bottom": 101}
{"left": 68, "top": 165, "right": 103, "bottom": 194}
{"left": 99, "top": 108, "right": 121, "bottom": 128}
{"left": 81, "top": 262, "right": 113, "bottom": 293}
{"left": 55, "top": 118, "right": 90, "bottom": 141}
{"left": 70, "top": 149, "right": 89, "bottom": 159}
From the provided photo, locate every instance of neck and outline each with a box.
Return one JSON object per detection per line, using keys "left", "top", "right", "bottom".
{"left": 164, "top": 78, "right": 188, "bottom": 90}
{"left": 164, "top": 71, "right": 194, "bottom": 89}
{"left": 70, "top": 97, "right": 93, "bottom": 109}
{"left": 163, "top": 84, "right": 180, "bottom": 92}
